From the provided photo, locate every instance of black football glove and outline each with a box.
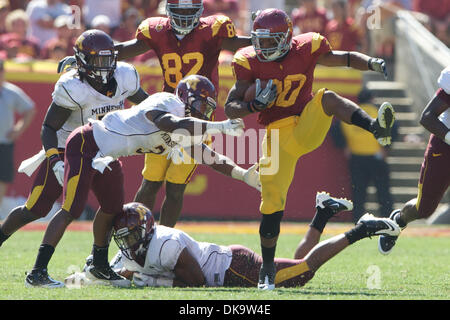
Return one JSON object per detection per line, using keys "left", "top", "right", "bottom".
{"left": 57, "top": 55, "right": 77, "bottom": 73}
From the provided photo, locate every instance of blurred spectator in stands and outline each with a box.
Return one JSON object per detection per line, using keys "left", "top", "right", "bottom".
{"left": 330, "top": 88, "right": 397, "bottom": 222}
{"left": 0, "top": 59, "right": 36, "bottom": 209}
{"left": 243, "top": 0, "right": 285, "bottom": 33}
{"left": 26, "top": 0, "right": 72, "bottom": 46}
{"left": 112, "top": 7, "right": 140, "bottom": 42}
{"left": 121, "top": 0, "right": 163, "bottom": 19}
{"left": 324, "top": 0, "right": 368, "bottom": 52}
{"left": 0, "top": 1, "right": 10, "bottom": 35}
{"left": 0, "top": 9, "right": 40, "bottom": 60}
{"left": 83, "top": 0, "right": 121, "bottom": 30}
{"left": 291, "top": 0, "right": 329, "bottom": 36}
{"left": 413, "top": 0, "right": 450, "bottom": 46}
{"left": 41, "top": 15, "right": 75, "bottom": 60}
{"left": 90, "top": 14, "right": 111, "bottom": 35}
{"left": 9, "top": 1, "right": 32, "bottom": 10}
{"left": 203, "top": 0, "right": 242, "bottom": 32}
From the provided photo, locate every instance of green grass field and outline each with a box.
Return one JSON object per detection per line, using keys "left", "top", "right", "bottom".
{"left": 0, "top": 223, "right": 449, "bottom": 301}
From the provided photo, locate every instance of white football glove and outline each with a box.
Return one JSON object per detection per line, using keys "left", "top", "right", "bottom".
{"left": 52, "top": 160, "right": 64, "bottom": 186}
{"left": 231, "top": 163, "right": 261, "bottom": 192}
{"left": 207, "top": 118, "right": 244, "bottom": 137}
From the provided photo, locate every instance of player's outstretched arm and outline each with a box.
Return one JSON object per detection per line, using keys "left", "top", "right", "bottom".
{"left": 221, "top": 36, "right": 252, "bottom": 53}
{"left": 317, "top": 50, "right": 387, "bottom": 79}
{"left": 114, "top": 39, "right": 151, "bottom": 61}
{"left": 420, "top": 92, "right": 450, "bottom": 143}
{"left": 147, "top": 110, "right": 244, "bottom": 137}
{"left": 187, "top": 143, "right": 261, "bottom": 191}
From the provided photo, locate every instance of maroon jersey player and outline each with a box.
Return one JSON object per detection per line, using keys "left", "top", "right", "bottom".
{"left": 378, "top": 66, "right": 450, "bottom": 255}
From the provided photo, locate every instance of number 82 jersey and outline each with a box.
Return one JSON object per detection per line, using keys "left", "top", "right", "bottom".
{"left": 136, "top": 15, "right": 237, "bottom": 92}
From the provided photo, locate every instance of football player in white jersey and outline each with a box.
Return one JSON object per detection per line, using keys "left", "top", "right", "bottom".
{"left": 24, "top": 74, "right": 260, "bottom": 288}
{"left": 65, "top": 198, "right": 400, "bottom": 289}
{"left": 378, "top": 66, "right": 450, "bottom": 255}
{"left": 0, "top": 29, "right": 149, "bottom": 287}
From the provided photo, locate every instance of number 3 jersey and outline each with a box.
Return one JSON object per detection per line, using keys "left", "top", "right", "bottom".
{"left": 135, "top": 15, "right": 237, "bottom": 92}
{"left": 52, "top": 61, "right": 140, "bottom": 148}
{"left": 232, "top": 32, "right": 332, "bottom": 126}
{"left": 91, "top": 92, "right": 187, "bottom": 159}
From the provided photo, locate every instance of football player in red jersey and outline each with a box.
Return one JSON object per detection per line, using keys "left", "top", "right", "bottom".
{"left": 59, "top": 0, "right": 252, "bottom": 228}
{"left": 224, "top": 8, "right": 396, "bottom": 290}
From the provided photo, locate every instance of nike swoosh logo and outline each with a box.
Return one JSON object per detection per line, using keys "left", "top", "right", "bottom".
{"left": 432, "top": 153, "right": 442, "bottom": 157}
{"left": 98, "top": 271, "right": 111, "bottom": 279}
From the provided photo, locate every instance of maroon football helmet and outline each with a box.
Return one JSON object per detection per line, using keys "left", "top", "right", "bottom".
{"left": 251, "top": 8, "right": 293, "bottom": 62}
{"left": 113, "top": 202, "right": 155, "bottom": 264}
{"left": 176, "top": 74, "right": 216, "bottom": 120}
{"left": 74, "top": 29, "right": 117, "bottom": 84}
{"left": 166, "top": 0, "right": 204, "bottom": 35}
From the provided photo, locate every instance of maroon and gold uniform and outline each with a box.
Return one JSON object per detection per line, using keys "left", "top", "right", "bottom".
{"left": 136, "top": 15, "right": 236, "bottom": 93}
{"left": 232, "top": 32, "right": 334, "bottom": 214}
{"left": 136, "top": 15, "right": 236, "bottom": 184}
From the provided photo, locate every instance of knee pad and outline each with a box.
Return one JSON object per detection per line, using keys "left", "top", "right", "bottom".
{"left": 259, "top": 211, "right": 283, "bottom": 239}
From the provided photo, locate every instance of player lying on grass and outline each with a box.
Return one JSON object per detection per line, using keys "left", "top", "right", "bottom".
{"left": 24, "top": 75, "right": 260, "bottom": 288}
{"left": 378, "top": 65, "right": 450, "bottom": 255}
{"left": 65, "top": 193, "right": 400, "bottom": 288}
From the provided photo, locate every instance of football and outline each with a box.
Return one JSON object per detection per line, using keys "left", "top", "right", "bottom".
{"left": 243, "top": 80, "right": 269, "bottom": 102}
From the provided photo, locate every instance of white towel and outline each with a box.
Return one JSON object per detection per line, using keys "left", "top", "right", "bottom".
{"left": 17, "top": 149, "right": 46, "bottom": 177}
{"left": 91, "top": 151, "right": 115, "bottom": 174}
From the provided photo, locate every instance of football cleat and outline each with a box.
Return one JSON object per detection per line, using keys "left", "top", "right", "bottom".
{"left": 378, "top": 209, "right": 402, "bottom": 255}
{"left": 85, "top": 264, "right": 131, "bottom": 288}
{"left": 25, "top": 269, "right": 65, "bottom": 288}
{"left": 316, "top": 192, "right": 353, "bottom": 216}
{"left": 357, "top": 213, "right": 401, "bottom": 237}
{"left": 82, "top": 254, "right": 93, "bottom": 272}
{"left": 372, "top": 102, "right": 395, "bottom": 146}
{"left": 257, "top": 263, "right": 276, "bottom": 290}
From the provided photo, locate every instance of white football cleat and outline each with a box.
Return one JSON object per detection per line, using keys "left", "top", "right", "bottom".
{"left": 357, "top": 213, "right": 401, "bottom": 237}
{"left": 316, "top": 192, "right": 353, "bottom": 216}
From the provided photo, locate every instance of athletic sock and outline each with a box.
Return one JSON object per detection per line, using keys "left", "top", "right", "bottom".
{"left": 344, "top": 223, "right": 368, "bottom": 244}
{"left": 0, "top": 228, "right": 10, "bottom": 246}
{"left": 351, "top": 108, "right": 375, "bottom": 132}
{"left": 261, "top": 245, "right": 276, "bottom": 267}
{"left": 92, "top": 245, "right": 109, "bottom": 267}
{"left": 394, "top": 213, "right": 407, "bottom": 229}
{"left": 33, "top": 244, "right": 55, "bottom": 272}
{"left": 310, "top": 207, "right": 334, "bottom": 233}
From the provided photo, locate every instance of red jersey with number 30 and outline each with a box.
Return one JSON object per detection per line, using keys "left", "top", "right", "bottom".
{"left": 232, "top": 32, "right": 332, "bottom": 126}
{"left": 136, "top": 15, "right": 237, "bottom": 92}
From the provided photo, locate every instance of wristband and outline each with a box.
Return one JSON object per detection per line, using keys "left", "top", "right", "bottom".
{"left": 231, "top": 166, "right": 246, "bottom": 181}
{"left": 445, "top": 131, "right": 450, "bottom": 145}
{"left": 45, "top": 148, "right": 59, "bottom": 158}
